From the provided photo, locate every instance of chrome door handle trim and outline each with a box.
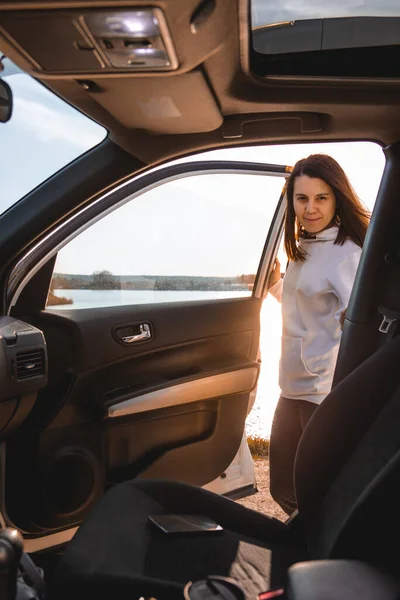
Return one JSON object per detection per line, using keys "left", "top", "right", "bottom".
{"left": 121, "top": 323, "right": 151, "bottom": 343}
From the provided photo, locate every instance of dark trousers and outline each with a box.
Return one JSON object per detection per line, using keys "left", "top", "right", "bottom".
{"left": 269, "top": 396, "right": 318, "bottom": 516}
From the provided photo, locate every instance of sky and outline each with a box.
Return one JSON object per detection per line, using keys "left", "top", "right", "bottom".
{"left": 1, "top": 59, "right": 106, "bottom": 208}
{"left": 1, "top": 60, "right": 386, "bottom": 278}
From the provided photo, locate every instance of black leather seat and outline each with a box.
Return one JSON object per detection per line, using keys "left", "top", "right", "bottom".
{"left": 50, "top": 336, "right": 400, "bottom": 600}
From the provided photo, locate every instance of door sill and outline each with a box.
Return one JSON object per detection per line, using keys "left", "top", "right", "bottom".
{"left": 224, "top": 484, "right": 258, "bottom": 501}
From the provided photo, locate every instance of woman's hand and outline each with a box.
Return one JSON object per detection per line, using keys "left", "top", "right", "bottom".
{"left": 269, "top": 258, "right": 281, "bottom": 289}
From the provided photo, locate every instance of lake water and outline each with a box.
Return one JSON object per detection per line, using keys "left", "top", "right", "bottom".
{"left": 51, "top": 289, "right": 250, "bottom": 309}
{"left": 51, "top": 289, "right": 282, "bottom": 438}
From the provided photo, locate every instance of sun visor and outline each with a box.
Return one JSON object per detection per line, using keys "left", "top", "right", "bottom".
{"left": 87, "top": 71, "right": 223, "bottom": 134}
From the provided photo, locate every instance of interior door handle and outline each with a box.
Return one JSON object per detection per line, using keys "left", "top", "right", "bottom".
{"left": 121, "top": 324, "right": 151, "bottom": 343}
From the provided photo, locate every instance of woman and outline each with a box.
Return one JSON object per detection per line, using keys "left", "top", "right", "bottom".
{"left": 268, "top": 154, "right": 370, "bottom": 516}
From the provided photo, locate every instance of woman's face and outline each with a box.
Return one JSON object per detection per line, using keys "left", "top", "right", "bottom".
{"left": 293, "top": 175, "right": 336, "bottom": 234}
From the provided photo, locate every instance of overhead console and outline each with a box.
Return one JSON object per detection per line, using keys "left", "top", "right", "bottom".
{"left": 0, "top": 2, "right": 226, "bottom": 135}
{"left": 0, "top": 7, "right": 178, "bottom": 74}
{"left": 0, "top": 317, "right": 47, "bottom": 439}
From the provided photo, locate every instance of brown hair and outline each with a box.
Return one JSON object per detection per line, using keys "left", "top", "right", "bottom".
{"left": 284, "top": 154, "right": 370, "bottom": 261}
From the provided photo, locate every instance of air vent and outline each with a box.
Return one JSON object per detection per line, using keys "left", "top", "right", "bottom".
{"left": 15, "top": 349, "right": 45, "bottom": 381}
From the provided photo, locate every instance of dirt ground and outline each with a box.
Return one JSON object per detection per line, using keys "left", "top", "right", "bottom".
{"left": 236, "top": 458, "right": 287, "bottom": 522}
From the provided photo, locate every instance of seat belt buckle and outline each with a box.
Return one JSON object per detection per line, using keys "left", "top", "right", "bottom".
{"left": 378, "top": 306, "right": 400, "bottom": 334}
{"left": 379, "top": 315, "right": 397, "bottom": 334}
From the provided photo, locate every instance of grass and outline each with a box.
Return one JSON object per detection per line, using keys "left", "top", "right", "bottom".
{"left": 247, "top": 435, "right": 270, "bottom": 460}
{"left": 47, "top": 291, "right": 73, "bottom": 306}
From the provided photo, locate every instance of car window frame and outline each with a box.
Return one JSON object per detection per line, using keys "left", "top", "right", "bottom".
{"left": 8, "top": 161, "right": 290, "bottom": 313}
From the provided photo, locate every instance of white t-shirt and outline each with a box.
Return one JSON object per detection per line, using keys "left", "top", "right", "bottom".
{"left": 269, "top": 225, "right": 361, "bottom": 404}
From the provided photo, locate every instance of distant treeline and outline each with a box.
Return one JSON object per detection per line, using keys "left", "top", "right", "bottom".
{"left": 51, "top": 271, "right": 256, "bottom": 292}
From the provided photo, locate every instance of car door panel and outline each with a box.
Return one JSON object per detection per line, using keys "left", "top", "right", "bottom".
{"left": 5, "top": 296, "right": 262, "bottom": 532}
{"left": 1, "top": 161, "right": 288, "bottom": 541}
{"left": 39, "top": 296, "right": 261, "bottom": 373}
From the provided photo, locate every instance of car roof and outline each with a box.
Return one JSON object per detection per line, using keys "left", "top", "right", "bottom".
{"left": 0, "top": 0, "right": 399, "bottom": 167}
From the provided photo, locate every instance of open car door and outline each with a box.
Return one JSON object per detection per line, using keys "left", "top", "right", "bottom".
{"left": 0, "top": 159, "right": 289, "bottom": 551}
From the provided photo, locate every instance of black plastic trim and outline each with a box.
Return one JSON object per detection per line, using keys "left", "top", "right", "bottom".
{"left": 223, "top": 483, "right": 257, "bottom": 501}
{"left": 334, "top": 141, "right": 400, "bottom": 384}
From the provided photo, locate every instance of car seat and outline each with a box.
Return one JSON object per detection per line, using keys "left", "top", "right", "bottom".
{"left": 49, "top": 335, "right": 400, "bottom": 599}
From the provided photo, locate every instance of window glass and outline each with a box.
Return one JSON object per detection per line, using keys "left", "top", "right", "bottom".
{"left": 0, "top": 58, "right": 106, "bottom": 214}
{"left": 250, "top": 1, "right": 400, "bottom": 77}
{"left": 251, "top": 0, "right": 400, "bottom": 29}
{"left": 47, "top": 171, "right": 286, "bottom": 309}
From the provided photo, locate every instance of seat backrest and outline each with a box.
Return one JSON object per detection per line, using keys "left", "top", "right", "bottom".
{"left": 294, "top": 334, "right": 400, "bottom": 520}
{"left": 321, "top": 443, "right": 400, "bottom": 575}
{"left": 306, "top": 381, "right": 400, "bottom": 565}
{"left": 294, "top": 335, "right": 400, "bottom": 564}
